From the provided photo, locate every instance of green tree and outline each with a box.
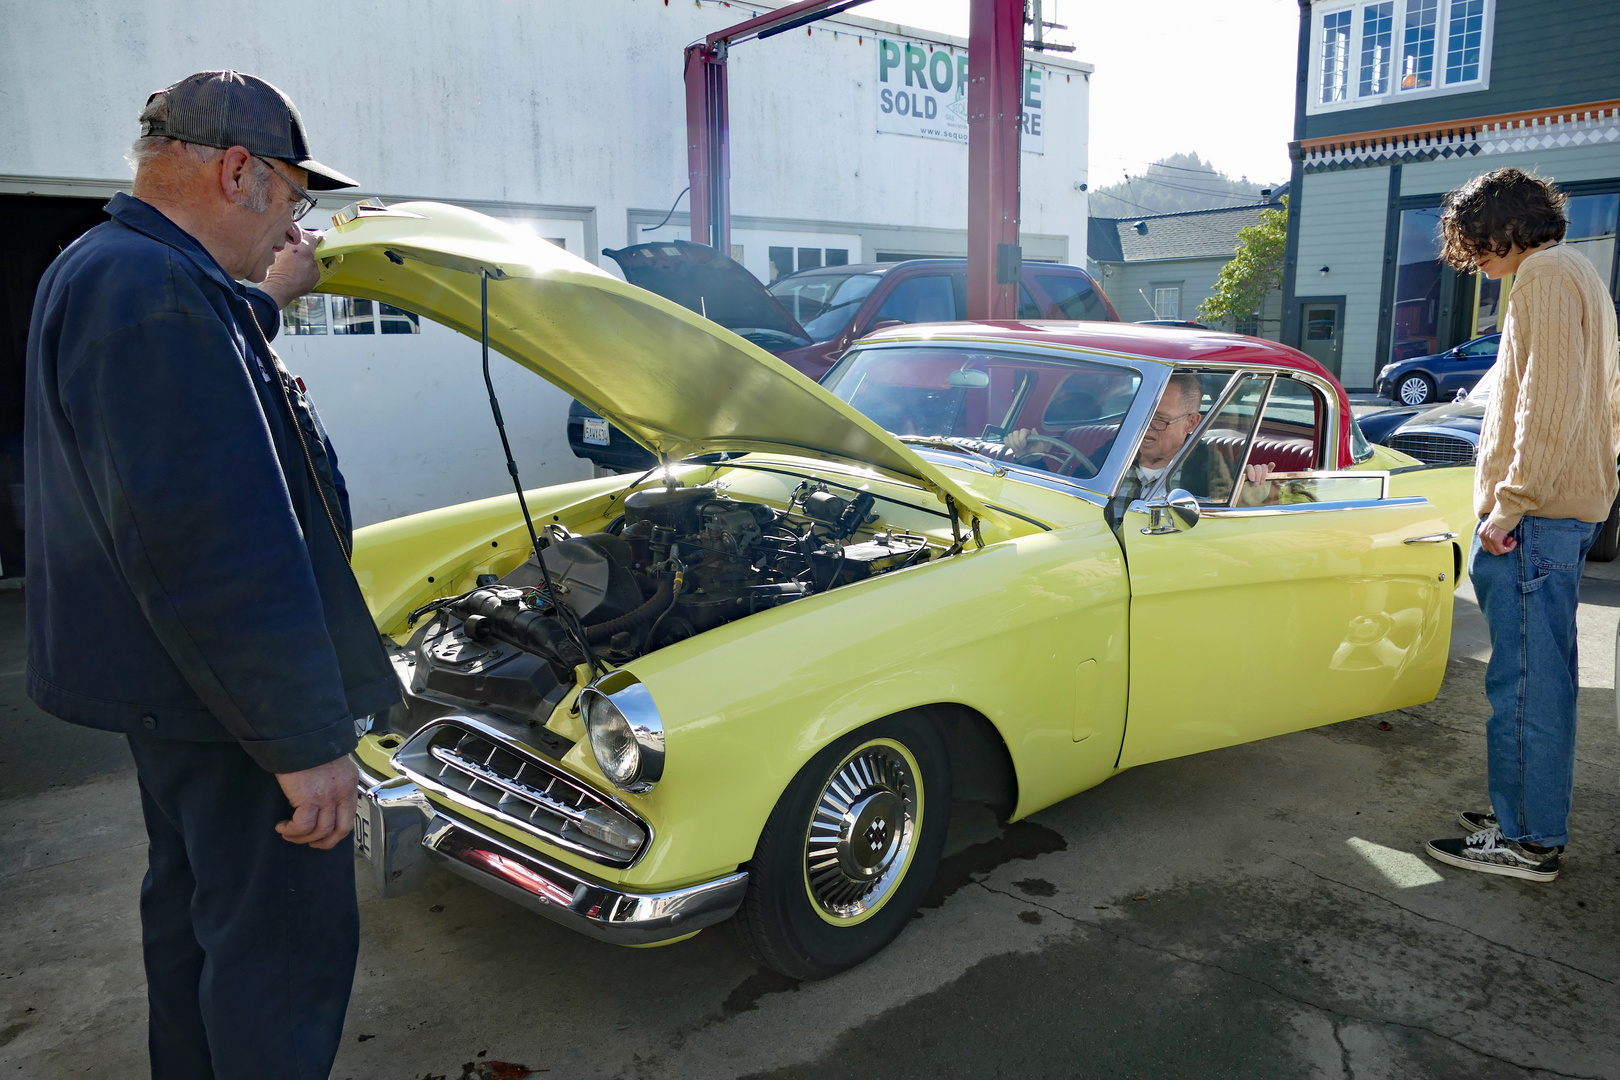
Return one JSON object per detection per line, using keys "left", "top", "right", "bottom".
{"left": 1198, "top": 198, "right": 1288, "bottom": 330}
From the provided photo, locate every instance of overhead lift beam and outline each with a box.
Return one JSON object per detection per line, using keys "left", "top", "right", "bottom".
{"left": 685, "top": 0, "right": 1031, "bottom": 319}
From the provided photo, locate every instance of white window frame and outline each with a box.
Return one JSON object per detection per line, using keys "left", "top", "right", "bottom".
{"left": 1153, "top": 285, "right": 1182, "bottom": 320}
{"left": 1306, "top": 0, "right": 1495, "bottom": 115}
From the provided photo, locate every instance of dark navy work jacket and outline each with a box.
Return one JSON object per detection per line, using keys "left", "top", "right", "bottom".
{"left": 24, "top": 193, "right": 399, "bottom": 774}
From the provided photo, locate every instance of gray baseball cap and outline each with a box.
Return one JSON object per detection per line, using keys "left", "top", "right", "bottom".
{"left": 140, "top": 70, "right": 357, "bottom": 190}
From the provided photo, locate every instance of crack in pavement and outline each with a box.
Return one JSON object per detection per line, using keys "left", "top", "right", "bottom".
{"left": 973, "top": 881, "right": 1613, "bottom": 1080}
{"left": 0, "top": 841, "right": 147, "bottom": 882}
{"left": 1332, "top": 1018, "right": 1354, "bottom": 1080}
{"left": 1275, "top": 855, "right": 1616, "bottom": 987}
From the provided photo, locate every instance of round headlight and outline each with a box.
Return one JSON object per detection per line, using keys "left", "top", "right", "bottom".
{"left": 586, "top": 696, "right": 640, "bottom": 788}
{"left": 581, "top": 670, "right": 665, "bottom": 793}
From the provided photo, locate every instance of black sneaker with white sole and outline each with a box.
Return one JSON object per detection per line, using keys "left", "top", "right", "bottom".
{"left": 1459, "top": 810, "right": 1496, "bottom": 832}
{"left": 1426, "top": 825, "right": 1560, "bottom": 882}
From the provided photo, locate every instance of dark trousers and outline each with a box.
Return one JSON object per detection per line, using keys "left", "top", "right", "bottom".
{"left": 127, "top": 734, "right": 359, "bottom": 1080}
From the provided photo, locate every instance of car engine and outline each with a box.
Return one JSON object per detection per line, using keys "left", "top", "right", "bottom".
{"left": 391, "top": 483, "right": 930, "bottom": 731}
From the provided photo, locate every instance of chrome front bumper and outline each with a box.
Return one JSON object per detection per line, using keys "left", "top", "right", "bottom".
{"left": 355, "top": 771, "right": 747, "bottom": 945}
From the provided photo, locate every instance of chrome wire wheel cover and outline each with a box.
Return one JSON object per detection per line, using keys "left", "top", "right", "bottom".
{"left": 803, "top": 740, "right": 921, "bottom": 924}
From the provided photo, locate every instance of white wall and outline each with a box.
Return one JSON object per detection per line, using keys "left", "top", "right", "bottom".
{"left": 1, "top": 0, "right": 1092, "bottom": 523}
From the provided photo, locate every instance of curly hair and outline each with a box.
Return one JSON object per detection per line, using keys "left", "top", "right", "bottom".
{"left": 1439, "top": 168, "right": 1567, "bottom": 271}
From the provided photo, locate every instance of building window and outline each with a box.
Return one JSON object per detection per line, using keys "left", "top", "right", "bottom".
{"left": 1565, "top": 192, "right": 1619, "bottom": 295}
{"left": 1399, "top": 0, "right": 1437, "bottom": 88}
{"left": 797, "top": 247, "right": 823, "bottom": 271}
{"left": 1358, "top": 2, "right": 1394, "bottom": 97}
{"left": 1320, "top": 10, "right": 1353, "bottom": 104}
{"left": 378, "top": 304, "right": 420, "bottom": 335}
{"left": 1313, "top": 0, "right": 1491, "bottom": 110}
{"left": 769, "top": 246, "right": 795, "bottom": 283}
{"left": 332, "top": 296, "right": 376, "bottom": 335}
{"left": 825, "top": 248, "right": 849, "bottom": 267}
{"left": 1153, "top": 286, "right": 1181, "bottom": 320}
{"left": 1444, "top": 0, "right": 1485, "bottom": 83}
{"left": 283, "top": 295, "right": 327, "bottom": 335}
{"left": 1390, "top": 206, "right": 1443, "bottom": 363}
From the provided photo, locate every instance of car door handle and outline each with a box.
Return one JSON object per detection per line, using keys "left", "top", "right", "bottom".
{"left": 1403, "top": 532, "right": 1459, "bottom": 544}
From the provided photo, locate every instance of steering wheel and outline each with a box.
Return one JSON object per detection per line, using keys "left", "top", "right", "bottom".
{"left": 1015, "top": 437, "right": 1096, "bottom": 477}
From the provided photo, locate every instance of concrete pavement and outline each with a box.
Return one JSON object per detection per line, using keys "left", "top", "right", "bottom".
{"left": 2, "top": 565, "right": 1617, "bottom": 1079}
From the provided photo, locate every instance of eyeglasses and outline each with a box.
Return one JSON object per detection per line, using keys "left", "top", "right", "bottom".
{"left": 1146, "top": 409, "right": 1198, "bottom": 432}
{"left": 254, "top": 155, "right": 316, "bottom": 221}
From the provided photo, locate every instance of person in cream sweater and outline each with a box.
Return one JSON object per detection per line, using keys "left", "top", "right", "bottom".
{"left": 1425, "top": 168, "right": 1620, "bottom": 882}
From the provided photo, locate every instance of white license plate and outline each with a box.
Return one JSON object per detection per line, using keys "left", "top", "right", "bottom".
{"left": 353, "top": 790, "right": 373, "bottom": 860}
{"left": 582, "top": 417, "right": 610, "bottom": 446}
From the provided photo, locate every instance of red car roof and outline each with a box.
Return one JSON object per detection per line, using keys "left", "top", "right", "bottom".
{"left": 861, "top": 320, "right": 1359, "bottom": 466}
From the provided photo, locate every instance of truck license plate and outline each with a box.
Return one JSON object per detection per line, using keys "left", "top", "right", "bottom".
{"left": 353, "top": 790, "right": 372, "bottom": 861}
{"left": 583, "top": 417, "right": 610, "bottom": 446}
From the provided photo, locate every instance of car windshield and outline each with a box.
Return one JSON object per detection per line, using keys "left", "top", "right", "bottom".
{"left": 1468, "top": 364, "right": 1499, "bottom": 403}
{"left": 769, "top": 272, "right": 882, "bottom": 342}
{"left": 823, "top": 345, "right": 1142, "bottom": 482}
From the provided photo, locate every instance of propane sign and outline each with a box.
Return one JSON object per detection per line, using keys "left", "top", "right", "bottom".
{"left": 876, "top": 39, "right": 1045, "bottom": 154}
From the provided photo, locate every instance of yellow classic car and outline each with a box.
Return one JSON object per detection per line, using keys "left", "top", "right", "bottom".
{"left": 326, "top": 201, "right": 1477, "bottom": 979}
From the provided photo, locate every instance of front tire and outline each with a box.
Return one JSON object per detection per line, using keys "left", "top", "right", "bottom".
{"left": 1397, "top": 373, "right": 1435, "bottom": 406}
{"left": 733, "top": 713, "right": 952, "bottom": 980}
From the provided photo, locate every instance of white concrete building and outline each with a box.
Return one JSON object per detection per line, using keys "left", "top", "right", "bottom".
{"left": 0, "top": 0, "right": 1092, "bottom": 529}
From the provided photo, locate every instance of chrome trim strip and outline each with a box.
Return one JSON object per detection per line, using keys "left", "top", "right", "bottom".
{"left": 1390, "top": 424, "right": 1480, "bottom": 445}
{"left": 392, "top": 714, "right": 653, "bottom": 869}
{"left": 353, "top": 771, "right": 746, "bottom": 946}
{"left": 1404, "top": 532, "right": 1460, "bottom": 544}
{"left": 1196, "top": 495, "right": 1432, "bottom": 517}
{"left": 427, "top": 743, "right": 593, "bottom": 826}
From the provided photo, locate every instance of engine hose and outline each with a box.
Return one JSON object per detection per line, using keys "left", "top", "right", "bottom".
{"left": 642, "top": 570, "right": 687, "bottom": 648}
{"left": 584, "top": 575, "right": 676, "bottom": 643}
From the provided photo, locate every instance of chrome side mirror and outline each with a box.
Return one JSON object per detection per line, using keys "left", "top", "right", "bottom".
{"left": 1141, "top": 488, "right": 1201, "bottom": 535}
{"left": 1166, "top": 489, "right": 1201, "bottom": 529}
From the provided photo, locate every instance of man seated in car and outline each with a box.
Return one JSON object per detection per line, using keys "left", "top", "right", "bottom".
{"left": 1003, "top": 372, "right": 1273, "bottom": 503}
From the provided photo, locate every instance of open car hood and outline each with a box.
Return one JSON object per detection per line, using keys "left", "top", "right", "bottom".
{"left": 602, "top": 240, "right": 810, "bottom": 351}
{"left": 313, "top": 201, "right": 996, "bottom": 523}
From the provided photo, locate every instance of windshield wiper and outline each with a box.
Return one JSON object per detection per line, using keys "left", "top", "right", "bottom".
{"left": 896, "top": 435, "right": 1006, "bottom": 470}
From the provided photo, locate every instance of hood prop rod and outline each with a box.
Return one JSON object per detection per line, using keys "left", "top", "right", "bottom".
{"left": 478, "top": 269, "right": 600, "bottom": 675}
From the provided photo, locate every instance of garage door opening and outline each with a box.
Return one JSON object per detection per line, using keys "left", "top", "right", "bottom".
{"left": 0, "top": 193, "right": 110, "bottom": 578}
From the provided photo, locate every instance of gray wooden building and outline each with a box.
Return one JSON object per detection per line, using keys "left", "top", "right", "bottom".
{"left": 1281, "top": 0, "right": 1620, "bottom": 389}
{"left": 1088, "top": 200, "right": 1285, "bottom": 337}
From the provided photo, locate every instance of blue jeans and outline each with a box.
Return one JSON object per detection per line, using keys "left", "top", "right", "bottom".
{"left": 1468, "top": 516, "right": 1601, "bottom": 847}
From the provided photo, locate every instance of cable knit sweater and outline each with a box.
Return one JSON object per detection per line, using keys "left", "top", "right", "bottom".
{"left": 1475, "top": 243, "right": 1620, "bottom": 533}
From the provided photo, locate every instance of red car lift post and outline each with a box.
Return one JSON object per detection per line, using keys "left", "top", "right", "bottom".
{"left": 685, "top": 1, "right": 873, "bottom": 254}
{"left": 685, "top": 0, "right": 1025, "bottom": 320}
{"left": 965, "top": 0, "right": 1024, "bottom": 321}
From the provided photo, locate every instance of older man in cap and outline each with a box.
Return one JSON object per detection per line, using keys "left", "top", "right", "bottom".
{"left": 24, "top": 72, "right": 400, "bottom": 1078}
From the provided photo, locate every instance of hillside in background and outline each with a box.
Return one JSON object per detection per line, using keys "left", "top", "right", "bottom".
{"left": 1088, "top": 153, "right": 1281, "bottom": 217}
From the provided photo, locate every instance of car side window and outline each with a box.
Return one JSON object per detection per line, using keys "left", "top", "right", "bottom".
{"left": 1462, "top": 336, "right": 1500, "bottom": 357}
{"left": 1251, "top": 377, "right": 1323, "bottom": 472}
{"left": 1033, "top": 273, "right": 1109, "bottom": 321}
{"left": 875, "top": 275, "right": 956, "bottom": 325}
{"left": 1018, "top": 285, "right": 1042, "bottom": 319}
{"left": 1167, "top": 374, "right": 1269, "bottom": 505}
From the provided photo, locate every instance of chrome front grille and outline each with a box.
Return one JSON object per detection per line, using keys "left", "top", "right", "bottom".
{"left": 394, "top": 717, "right": 649, "bottom": 867}
{"left": 1388, "top": 432, "right": 1477, "bottom": 466}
